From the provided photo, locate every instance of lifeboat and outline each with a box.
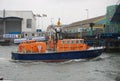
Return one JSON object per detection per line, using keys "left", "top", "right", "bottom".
{"left": 11, "top": 39, "right": 104, "bottom": 62}
{"left": 11, "top": 18, "right": 104, "bottom": 62}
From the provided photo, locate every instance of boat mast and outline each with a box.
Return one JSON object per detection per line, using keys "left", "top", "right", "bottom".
{"left": 55, "top": 18, "right": 62, "bottom": 43}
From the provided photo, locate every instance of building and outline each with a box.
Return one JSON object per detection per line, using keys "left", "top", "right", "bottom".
{"left": 62, "top": 15, "right": 106, "bottom": 38}
{"left": 105, "top": 5, "right": 120, "bottom": 33}
{"left": 0, "top": 10, "right": 36, "bottom": 38}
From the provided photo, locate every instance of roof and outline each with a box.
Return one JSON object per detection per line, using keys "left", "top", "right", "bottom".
{"left": 69, "top": 15, "right": 106, "bottom": 27}
{"left": 95, "top": 18, "right": 106, "bottom": 24}
{"left": 4, "top": 17, "right": 23, "bottom": 20}
{"left": 0, "top": 17, "right": 23, "bottom": 21}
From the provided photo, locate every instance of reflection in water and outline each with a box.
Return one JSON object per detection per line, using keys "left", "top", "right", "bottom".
{"left": 0, "top": 46, "right": 120, "bottom": 81}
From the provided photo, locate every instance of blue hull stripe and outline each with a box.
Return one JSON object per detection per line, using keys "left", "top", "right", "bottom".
{"left": 12, "top": 49, "right": 103, "bottom": 60}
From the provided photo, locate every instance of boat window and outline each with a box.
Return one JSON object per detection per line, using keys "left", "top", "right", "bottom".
{"left": 71, "top": 40, "right": 74, "bottom": 44}
{"left": 62, "top": 40, "right": 64, "bottom": 44}
{"left": 66, "top": 40, "right": 70, "bottom": 44}
{"left": 76, "top": 40, "right": 79, "bottom": 44}
{"left": 80, "top": 40, "right": 84, "bottom": 44}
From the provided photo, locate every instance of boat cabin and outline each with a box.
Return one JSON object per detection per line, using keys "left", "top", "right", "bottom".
{"left": 17, "top": 39, "right": 89, "bottom": 53}
{"left": 57, "top": 39, "right": 89, "bottom": 52}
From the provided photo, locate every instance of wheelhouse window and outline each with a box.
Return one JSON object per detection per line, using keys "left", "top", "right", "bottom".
{"left": 66, "top": 40, "right": 70, "bottom": 44}
{"left": 76, "top": 40, "right": 79, "bottom": 44}
{"left": 71, "top": 40, "right": 74, "bottom": 44}
{"left": 62, "top": 40, "right": 64, "bottom": 44}
{"left": 80, "top": 40, "right": 84, "bottom": 44}
{"left": 27, "top": 19, "right": 32, "bottom": 28}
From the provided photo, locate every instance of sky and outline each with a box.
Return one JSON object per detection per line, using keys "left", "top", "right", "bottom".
{"left": 0, "top": 0, "right": 119, "bottom": 31}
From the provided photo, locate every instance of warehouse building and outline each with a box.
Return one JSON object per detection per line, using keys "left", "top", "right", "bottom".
{"left": 62, "top": 15, "right": 106, "bottom": 38}
{"left": 0, "top": 10, "right": 36, "bottom": 39}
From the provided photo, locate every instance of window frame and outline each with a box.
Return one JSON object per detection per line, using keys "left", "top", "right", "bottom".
{"left": 26, "top": 19, "right": 32, "bottom": 28}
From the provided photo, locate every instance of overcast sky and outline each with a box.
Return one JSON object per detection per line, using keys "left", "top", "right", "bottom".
{"left": 0, "top": 0, "right": 118, "bottom": 30}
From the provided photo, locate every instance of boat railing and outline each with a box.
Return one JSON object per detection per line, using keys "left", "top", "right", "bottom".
{"left": 87, "top": 46, "right": 105, "bottom": 50}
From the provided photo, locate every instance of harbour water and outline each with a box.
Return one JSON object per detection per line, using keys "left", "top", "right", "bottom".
{"left": 0, "top": 46, "right": 120, "bottom": 81}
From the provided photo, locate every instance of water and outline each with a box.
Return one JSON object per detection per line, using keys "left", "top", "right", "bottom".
{"left": 0, "top": 46, "right": 120, "bottom": 81}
